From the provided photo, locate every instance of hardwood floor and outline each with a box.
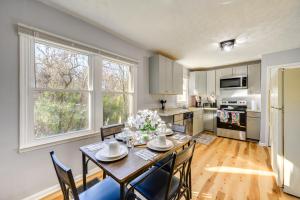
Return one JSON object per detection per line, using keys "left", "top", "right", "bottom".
{"left": 42, "top": 137, "right": 298, "bottom": 200}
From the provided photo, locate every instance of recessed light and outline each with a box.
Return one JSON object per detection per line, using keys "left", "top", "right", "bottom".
{"left": 220, "top": 39, "right": 235, "bottom": 52}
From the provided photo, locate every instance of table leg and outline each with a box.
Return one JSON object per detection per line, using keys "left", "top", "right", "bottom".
{"left": 120, "top": 183, "right": 125, "bottom": 200}
{"left": 82, "top": 153, "right": 87, "bottom": 191}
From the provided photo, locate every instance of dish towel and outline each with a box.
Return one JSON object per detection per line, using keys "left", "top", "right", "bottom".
{"left": 231, "top": 112, "right": 240, "bottom": 125}
{"left": 217, "top": 110, "right": 229, "bottom": 123}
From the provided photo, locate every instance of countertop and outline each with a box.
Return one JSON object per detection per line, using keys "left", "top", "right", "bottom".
{"left": 157, "top": 107, "right": 217, "bottom": 117}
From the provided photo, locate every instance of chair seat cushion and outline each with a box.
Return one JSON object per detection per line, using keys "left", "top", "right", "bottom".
{"left": 79, "top": 177, "right": 121, "bottom": 200}
{"left": 130, "top": 167, "right": 180, "bottom": 200}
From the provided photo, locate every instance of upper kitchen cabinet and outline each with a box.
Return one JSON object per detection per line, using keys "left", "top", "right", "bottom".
{"left": 232, "top": 65, "right": 248, "bottom": 76}
{"left": 189, "top": 71, "right": 207, "bottom": 96}
{"left": 206, "top": 70, "right": 216, "bottom": 96}
{"left": 149, "top": 54, "right": 183, "bottom": 95}
{"left": 172, "top": 62, "right": 183, "bottom": 94}
{"left": 215, "top": 68, "right": 232, "bottom": 96}
{"left": 248, "top": 63, "right": 261, "bottom": 94}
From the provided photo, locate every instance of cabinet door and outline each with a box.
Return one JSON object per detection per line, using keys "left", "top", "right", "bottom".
{"left": 165, "top": 58, "right": 173, "bottom": 94}
{"left": 193, "top": 111, "right": 203, "bottom": 135}
{"left": 189, "top": 72, "right": 196, "bottom": 95}
{"left": 195, "top": 71, "right": 207, "bottom": 96}
{"left": 232, "top": 65, "right": 247, "bottom": 76}
{"left": 206, "top": 70, "right": 216, "bottom": 96}
{"left": 248, "top": 63, "right": 261, "bottom": 94}
{"left": 158, "top": 55, "right": 167, "bottom": 93}
{"left": 172, "top": 62, "right": 183, "bottom": 94}
{"left": 204, "top": 111, "right": 214, "bottom": 131}
{"left": 216, "top": 68, "right": 232, "bottom": 96}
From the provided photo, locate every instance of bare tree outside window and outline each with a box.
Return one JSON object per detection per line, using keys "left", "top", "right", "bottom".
{"left": 102, "top": 59, "right": 133, "bottom": 125}
{"left": 33, "top": 42, "right": 90, "bottom": 138}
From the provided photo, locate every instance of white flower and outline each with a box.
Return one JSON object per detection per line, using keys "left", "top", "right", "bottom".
{"left": 127, "top": 109, "right": 164, "bottom": 131}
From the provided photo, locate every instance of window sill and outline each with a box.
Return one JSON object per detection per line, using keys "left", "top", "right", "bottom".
{"left": 19, "top": 130, "right": 101, "bottom": 153}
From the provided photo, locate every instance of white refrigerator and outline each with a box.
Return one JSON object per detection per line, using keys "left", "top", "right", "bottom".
{"left": 270, "top": 67, "right": 300, "bottom": 197}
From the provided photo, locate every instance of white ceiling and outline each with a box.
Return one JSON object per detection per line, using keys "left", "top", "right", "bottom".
{"left": 38, "top": 0, "right": 300, "bottom": 68}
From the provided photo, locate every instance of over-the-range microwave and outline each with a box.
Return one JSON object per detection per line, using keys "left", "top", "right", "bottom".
{"left": 220, "top": 75, "right": 248, "bottom": 89}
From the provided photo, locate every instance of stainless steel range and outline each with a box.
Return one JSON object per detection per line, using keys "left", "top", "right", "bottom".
{"left": 217, "top": 100, "right": 247, "bottom": 140}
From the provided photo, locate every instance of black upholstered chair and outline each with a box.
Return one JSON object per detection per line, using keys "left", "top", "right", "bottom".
{"left": 100, "top": 123, "right": 124, "bottom": 141}
{"left": 155, "top": 124, "right": 187, "bottom": 171}
{"left": 128, "top": 141, "right": 196, "bottom": 200}
{"left": 50, "top": 151, "right": 126, "bottom": 200}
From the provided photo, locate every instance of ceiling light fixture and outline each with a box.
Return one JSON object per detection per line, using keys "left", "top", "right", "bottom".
{"left": 220, "top": 39, "right": 235, "bottom": 52}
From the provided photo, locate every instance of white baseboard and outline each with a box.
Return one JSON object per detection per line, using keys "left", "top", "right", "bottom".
{"left": 22, "top": 167, "right": 101, "bottom": 200}
{"left": 258, "top": 141, "right": 268, "bottom": 146}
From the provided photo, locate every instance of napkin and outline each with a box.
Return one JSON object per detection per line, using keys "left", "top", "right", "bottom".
{"left": 86, "top": 143, "right": 105, "bottom": 151}
{"left": 172, "top": 134, "right": 186, "bottom": 141}
{"left": 135, "top": 149, "right": 157, "bottom": 161}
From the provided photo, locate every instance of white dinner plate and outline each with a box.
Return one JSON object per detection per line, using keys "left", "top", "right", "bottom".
{"left": 95, "top": 150, "right": 128, "bottom": 162}
{"left": 165, "top": 129, "right": 174, "bottom": 136}
{"left": 95, "top": 145, "right": 128, "bottom": 159}
{"left": 147, "top": 139, "right": 174, "bottom": 151}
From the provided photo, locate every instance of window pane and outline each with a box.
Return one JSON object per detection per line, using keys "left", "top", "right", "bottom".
{"left": 103, "top": 93, "right": 132, "bottom": 126}
{"left": 34, "top": 91, "right": 89, "bottom": 138}
{"left": 34, "top": 42, "right": 89, "bottom": 90}
{"left": 177, "top": 78, "right": 188, "bottom": 102}
{"left": 102, "top": 59, "right": 132, "bottom": 92}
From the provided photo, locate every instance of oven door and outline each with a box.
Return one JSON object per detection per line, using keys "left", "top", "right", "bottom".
{"left": 217, "top": 111, "right": 246, "bottom": 131}
{"left": 220, "top": 77, "right": 242, "bottom": 89}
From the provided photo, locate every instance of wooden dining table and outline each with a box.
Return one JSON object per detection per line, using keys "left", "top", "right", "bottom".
{"left": 80, "top": 133, "right": 192, "bottom": 200}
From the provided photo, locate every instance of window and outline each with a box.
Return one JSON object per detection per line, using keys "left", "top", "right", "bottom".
{"left": 177, "top": 78, "right": 188, "bottom": 103}
{"left": 19, "top": 33, "right": 137, "bottom": 151}
{"left": 102, "top": 59, "right": 135, "bottom": 125}
{"left": 19, "top": 36, "right": 96, "bottom": 151}
{"left": 34, "top": 42, "right": 91, "bottom": 138}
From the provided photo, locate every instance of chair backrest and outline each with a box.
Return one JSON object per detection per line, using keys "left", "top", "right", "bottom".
{"left": 166, "top": 141, "right": 196, "bottom": 199}
{"left": 171, "top": 124, "right": 186, "bottom": 134}
{"left": 100, "top": 123, "right": 124, "bottom": 141}
{"left": 50, "top": 151, "right": 79, "bottom": 200}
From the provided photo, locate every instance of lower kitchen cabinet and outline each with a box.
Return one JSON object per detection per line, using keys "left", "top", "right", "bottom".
{"left": 247, "top": 111, "right": 261, "bottom": 140}
{"left": 204, "top": 109, "right": 217, "bottom": 132}
{"left": 192, "top": 110, "right": 204, "bottom": 135}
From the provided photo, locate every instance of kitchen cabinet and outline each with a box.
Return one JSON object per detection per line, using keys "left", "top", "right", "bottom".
{"left": 192, "top": 109, "right": 204, "bottom": 135}
{"left": 189, "top": 71, "right": 207, "bottom": 95}
{"left": 206, "top": 70, "right": 216, "bottom": 96}
{"left": 149, "top": 55, "right": 183, "bottom": 95}
{"left": 204, "top": 109, "right": 216, "bottom": 132}
{"left": 247, "top": 111, "right": 261, "bottom": 140}
{"left": 172, "top": 62, "right": 183, "bottom": 94}
{"left": 248, "top": 63, "right": 261, "bottom": 94}
{"left": 232, "top": 65, "right": 247, "bottom": 76}
{"left": 215, "top": 68, "right": 232, "bottom": 96}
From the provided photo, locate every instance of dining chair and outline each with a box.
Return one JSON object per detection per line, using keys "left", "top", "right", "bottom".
{"left": 100, "top": 123, "right": 124, "bottom": 141}
{"left": 155, "top": 124, "right": 186, "bottom": 171}
{"left": 128, "top": 141, "right": 196, "bottom": 200}
{"left": 50, "top": 151, "right": 129, "bottom": 200}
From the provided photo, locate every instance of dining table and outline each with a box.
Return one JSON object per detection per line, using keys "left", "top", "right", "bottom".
{"left": 80, "top": 132, "right": 192, "bottom": 200}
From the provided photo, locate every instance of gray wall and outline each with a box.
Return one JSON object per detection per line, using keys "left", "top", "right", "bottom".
{"left": 0, "top": 0, "right": 161, "bottom": 199}
{"left": 260, "top": 48, "right": 300, "bottom": 145}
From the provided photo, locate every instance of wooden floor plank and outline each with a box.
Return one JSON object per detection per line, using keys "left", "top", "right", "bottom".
{"left": 42, "top": 136, "right": 298, "bottom": 200}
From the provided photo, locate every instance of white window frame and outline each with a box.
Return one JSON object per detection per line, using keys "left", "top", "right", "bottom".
{"left": 19, "top": 34, "right": 103, "bottom": 152}
{"left": 102, "top": 57, "right": 137, "bottom": 126}
{"left": 177, "top": 69, "right": 189, "bottom": 106}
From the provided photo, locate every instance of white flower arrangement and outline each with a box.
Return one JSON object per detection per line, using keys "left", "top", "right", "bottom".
{"left": 127, "top": 109, "right": 162, "bottom": 132}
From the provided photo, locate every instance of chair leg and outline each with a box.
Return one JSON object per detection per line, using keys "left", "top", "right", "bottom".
{"left": 102, "top": 171, "right": 106, "bottom": 179}
{"left": 188, "top": 170, "right": 192, "bottom": 198}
